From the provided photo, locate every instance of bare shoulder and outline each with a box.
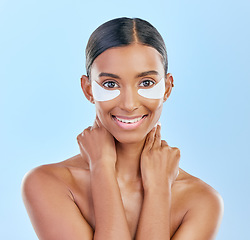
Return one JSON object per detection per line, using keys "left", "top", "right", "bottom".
{"left": 23, "top": 154, "right": 86, "bottom": 185}
{"left": 177, "top": 168, "right": 224, "bottom": 209}
{"left": 21, "top": 156, "right": 93, "bottom": 239}
{"left": 22, "top": 162, "right": 70, "bottom": 191}
{"left": 21, "top": 163, "right": 76, "bottom": 218}
{"left": 22, "top": 154, "right": 89, "bottom": 200}
{"left": 171, "top": 168, "right": 224, "bottom": 239}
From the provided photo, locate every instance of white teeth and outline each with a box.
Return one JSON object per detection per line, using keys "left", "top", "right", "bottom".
{"left": 115, "top": 116, "right": 144, "bottom": 124}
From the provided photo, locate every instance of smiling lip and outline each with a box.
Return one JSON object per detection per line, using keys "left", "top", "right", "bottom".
{"left": 112, "top": 115, "right": 147, "bottom": 130}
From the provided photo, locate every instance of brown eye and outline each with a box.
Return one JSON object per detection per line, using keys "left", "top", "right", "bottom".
{"left": 103, "top": 81, "right": 118, "bottom": 88}
{"left": 139, "top": 80, "right": 155, "bottom": 87}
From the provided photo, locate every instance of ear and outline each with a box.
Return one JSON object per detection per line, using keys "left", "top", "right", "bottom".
{"left": 81, "top": 75, "right": 95, "bottom": 104}
{"left": 163, "top": 73, "right": 174, "bottom": 102}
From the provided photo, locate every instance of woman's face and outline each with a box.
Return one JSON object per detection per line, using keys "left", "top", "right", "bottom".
{"left": 86, "top": 43, "right": 172, "bottom": 144}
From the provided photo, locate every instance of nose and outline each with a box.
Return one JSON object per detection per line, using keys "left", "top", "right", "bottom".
{"left": 119, "top": 86, "right": 140, "bottom": 112}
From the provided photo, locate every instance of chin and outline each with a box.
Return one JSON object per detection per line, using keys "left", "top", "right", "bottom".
{"left": 112, "top": 131, "right": 148, "bottom": 144}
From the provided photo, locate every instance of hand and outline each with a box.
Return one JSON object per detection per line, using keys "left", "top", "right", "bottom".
{"left": 76, "top": 116, "right": 117, "bottom": 170}
{"left": 140, "top": 123, "right": 180, "bottom": 191}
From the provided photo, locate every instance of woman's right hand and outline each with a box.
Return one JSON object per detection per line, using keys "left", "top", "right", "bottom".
{"left": 76, "top": 116, "right": 117, "bottom": 169}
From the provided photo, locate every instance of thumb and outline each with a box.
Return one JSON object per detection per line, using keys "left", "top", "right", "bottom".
{"left": 143, "top": 126, "right": 157, "bottom": 152}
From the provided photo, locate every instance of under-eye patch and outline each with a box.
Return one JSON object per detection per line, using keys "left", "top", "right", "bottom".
{"left": 92, "top": 81, "right": 120, "bottom": 101}
{"left": 138, "top": 78, "right": 165, "bottom": 99}
{"left": 92, "top": 78, "right": 165, "bottom": 102}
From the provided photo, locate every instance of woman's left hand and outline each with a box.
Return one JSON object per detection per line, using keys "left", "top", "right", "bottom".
{"left": 140, "top": 123, "right": 180, "bottom": 192}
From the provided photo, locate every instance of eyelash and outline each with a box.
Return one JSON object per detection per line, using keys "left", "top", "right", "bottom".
{"left": 102, "top": 79, "right": 156, "bottom": 89}
{"left": 103, "top": 81, "right": 119, "bottom": 89}
{"left": 139, "top": 79, "right": 156, "bottom": 88}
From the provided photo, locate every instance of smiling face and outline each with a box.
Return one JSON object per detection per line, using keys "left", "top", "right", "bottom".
{"left": 81, "top": 43, "right": 173, "bottom": 144}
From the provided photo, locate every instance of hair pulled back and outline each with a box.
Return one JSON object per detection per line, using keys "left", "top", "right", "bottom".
{"left": 85, "top": 17, "right": 168, "bottom": 78}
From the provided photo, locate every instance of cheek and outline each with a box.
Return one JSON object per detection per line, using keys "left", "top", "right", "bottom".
{"left": 94, "top": 102, "right": 112, "bottom": 115}
{"left": 94, "top": 101, "right": 115, "bottom": 127}
{"left": 145, "top": 98, "right": 163, "bottom": 114}
{"left": 94, "top": 98, "right": 164, "bottom": 134}
{"left": 95, "top": 99, "right": 164, "bottom": 117}
{"left": 146, "top": 100, "right": 164, "bottom": 128}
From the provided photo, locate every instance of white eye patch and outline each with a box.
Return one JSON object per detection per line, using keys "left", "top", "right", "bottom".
{"left": 92, "top": 81, "right": 120, "bottom": 101}
{"left": 138, "top": 78, "right": 165, "bottom": 99}
{"left": 92, "top": 78, "right": 165, "bottom": 102}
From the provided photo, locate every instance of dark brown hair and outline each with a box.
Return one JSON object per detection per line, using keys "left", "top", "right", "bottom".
{"left": 85, "top": 17, "right": 168, "bottom": 78}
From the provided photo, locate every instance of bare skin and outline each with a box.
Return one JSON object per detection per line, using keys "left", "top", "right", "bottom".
{"left": 22, "top": 44, "right": 224, "bottom": 240}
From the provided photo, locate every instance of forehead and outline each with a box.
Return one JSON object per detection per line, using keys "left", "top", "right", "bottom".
{"left": 90, "top": 44, "right": 164, "bottom": 78}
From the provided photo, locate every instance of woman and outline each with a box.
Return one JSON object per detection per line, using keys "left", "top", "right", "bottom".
{"left": 22, "top": 17, "right": 224, "bottom": 240}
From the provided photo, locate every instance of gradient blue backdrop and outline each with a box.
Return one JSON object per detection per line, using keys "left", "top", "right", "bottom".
{"left": 1, "top": 0, "right": 249, "bottom": 239}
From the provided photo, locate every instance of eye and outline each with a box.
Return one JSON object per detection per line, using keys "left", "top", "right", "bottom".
{"left": 103, "top": 81, "right": 119, "bottom": 89}
{"left": 139, "top": 79, "right": 155, "bottom": 88}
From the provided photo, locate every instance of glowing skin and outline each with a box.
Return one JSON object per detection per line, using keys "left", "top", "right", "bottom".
{"left": 87, "top": 44, "right": 173, "bottom": 144}
{"left": 92, "top": 77, "right": 165, "bottom": 102}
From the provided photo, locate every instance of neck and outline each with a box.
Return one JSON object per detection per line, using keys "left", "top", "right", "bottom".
{"left": 115, "top": 138, "right": 146, "bottom": 182}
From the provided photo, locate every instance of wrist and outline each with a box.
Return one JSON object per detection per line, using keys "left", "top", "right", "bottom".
{"left": 143, "top": 181, "right": 171, "bottom": 196}
{"left": 90, "top": 160, "right": 116, "bottom": 174}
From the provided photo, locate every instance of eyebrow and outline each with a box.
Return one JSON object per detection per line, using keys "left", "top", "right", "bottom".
{"left": 98, "top": 70, "right": 159, "bottom": 79}
{"left": 136, "top": 70, "right": 159, "bottom": 78}
{"left": 98, "top": 72, "right": 121, "bottom": 79}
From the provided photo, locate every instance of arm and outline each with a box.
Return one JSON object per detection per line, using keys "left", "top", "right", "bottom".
{"left": 22, "top": 118, "right": 131, "bottom": 240}
{"left": 136, "top": 184, "right": 172, "bottom": 239}
{"left": 22, "top": 166, "right": 94, "bottom": 240}
{"left": 77, "top": 116, "right": 131, "bottom": 240}
{"left": 136, "top": 179, "right": 224, "bottom": 240}
{"left": 90, "top": 163, "right": 131, "bottom": 240}
{"left": 135, "top": 124, "right": 179, "bottom": 239}
{"left": 136, "top": 125, "right": 223, "bottom": 240}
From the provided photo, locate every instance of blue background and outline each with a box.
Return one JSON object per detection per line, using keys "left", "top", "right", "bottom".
{"left": 1, "top": 0, "right": 249, "bottom": 239}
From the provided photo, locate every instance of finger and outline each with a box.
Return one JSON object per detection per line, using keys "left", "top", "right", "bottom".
{"left": 77, "top": 128, "right": 87, "bottom": 140}
{"left": 76, "top": 133, "right": 84, "bottom": 146}
{"left": 161, "top": 139, "right": 169, "bottom": 147}
{"left": 80, "top": 126, "right": 91, "bottom": 136}
{"left": 76, "top": 133, "right": 82, "bottom": 142}
{"left": 144, "top": 126, "right": 157, "bottom": 151}
{"left": 152, "top": 123, "right": 161, "bottom": 149}
{"left": 171, "top": 147, "right": 181, "bottom": 159}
